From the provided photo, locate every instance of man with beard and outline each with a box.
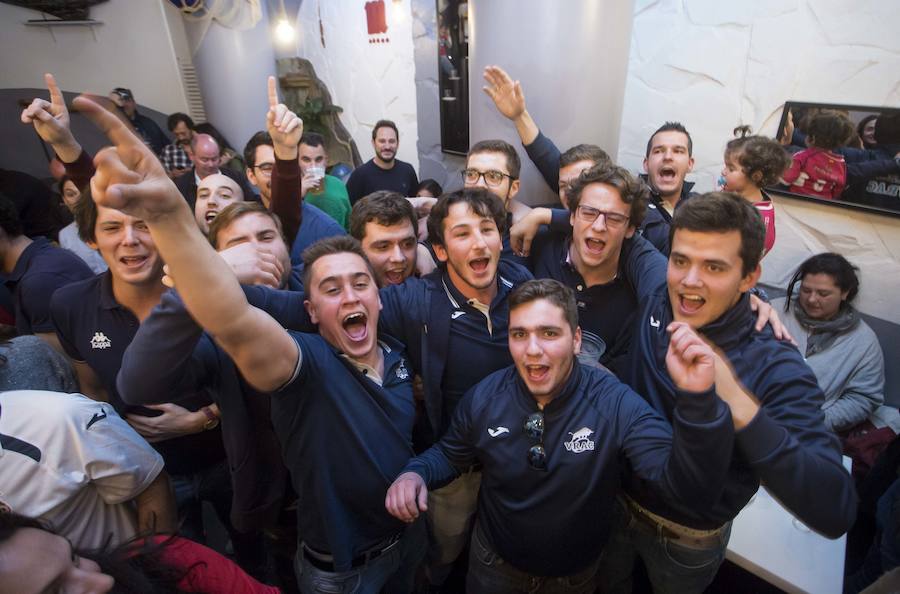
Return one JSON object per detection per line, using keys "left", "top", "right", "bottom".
{"left": 160, "top": 112, "right": 194, "bottom": 179}
{"left": 346, "top": 120, "right": 419, "bottom": 204}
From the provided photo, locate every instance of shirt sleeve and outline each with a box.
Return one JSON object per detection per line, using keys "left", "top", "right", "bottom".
{"left": 69, "top": 399, "right": 165, "bottom": 505}
{"left": 49, "top": 287, "right": 84, "bottom": 361}
{"left": 270, "top": 156, "right": 303, "bottom": 246}
{"left": 17, "top": 273, "right": 72, "bottom": 333}
{"left": 117, "top": 289, "right": 218, "bottom": 406}
{"left": 159, "top": 536, "right": 281, "bottom": 594}
{"left": 523, "top": 130, "right": 562, "bottom": 191}
{"left": 734, "top": 353, "right": 857, "bottom": 538}
{"left": 822, "top": 333, "right": 885, "bottom": 431}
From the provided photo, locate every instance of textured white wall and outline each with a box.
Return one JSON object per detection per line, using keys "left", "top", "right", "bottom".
{"left": 618, "top": 0, "right": 900, "bottom": 191}
{"left": 618, "top": 0, "right": 900, "bottom": 323}
{"left": 293, "top": 0, "right": 420, "bottom": 171}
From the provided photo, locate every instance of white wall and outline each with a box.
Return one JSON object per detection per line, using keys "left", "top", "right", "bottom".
{"left": 292, "top": 0, "right": 420, "bottom": 171}
{"left": 469, "top": 0, "right": 635, "bottom": 206}
{"left": 0, "top": 0, "right": 189, "bottom": 115}
{"left": 618, "top": 0, "right": 900, "bottom": 191}
{"left": 618, "top": 0, "right": 900, "bottom": 323}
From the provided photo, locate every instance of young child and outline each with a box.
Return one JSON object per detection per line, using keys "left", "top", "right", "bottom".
{"left": 782, "top": 110, "right": 855, "bottom": 200}
{"left": 720, "top": 127, "right": 791, "bottom": 256}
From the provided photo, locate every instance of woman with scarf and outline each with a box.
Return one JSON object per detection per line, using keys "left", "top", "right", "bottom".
{"left": 775, "top": 253, "right": 899, "bottom": 477}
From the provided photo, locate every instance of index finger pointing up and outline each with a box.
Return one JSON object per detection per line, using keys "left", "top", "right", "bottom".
{"left": 72, "top": 95, "right": 145, "bottom": 151}
{"left": 267, "top": 75, "right": 278, "bottom": 108}
{"left": 45, "top": 73, "right": 64, "bottom": 107}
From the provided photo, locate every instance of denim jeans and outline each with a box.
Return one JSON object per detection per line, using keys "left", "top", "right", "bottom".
{"left": 596, "top": 498, "right": 731, "bottom": 594}
{"left": 294, "top": 519, "right": 426, "bottom": 594}
{"left": 171, "top": 459, "right": 267, "bottom": 579}
{"left": 424, "top": 469, "right": 481, "bottom": 585}
{"left": 466, "top": 521, "right": 601, "bottom": 594}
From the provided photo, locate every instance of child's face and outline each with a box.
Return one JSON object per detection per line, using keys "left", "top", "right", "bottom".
{"left": 721, "top": 153, "right": 752, "bottom": 196}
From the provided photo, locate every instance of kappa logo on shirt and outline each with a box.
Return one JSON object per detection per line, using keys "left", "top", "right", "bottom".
{"left": 90, "top": 331, "right": 112, "bottom": 350}
{"left": 564, "top": 427, "right": 595, "bottom": 453}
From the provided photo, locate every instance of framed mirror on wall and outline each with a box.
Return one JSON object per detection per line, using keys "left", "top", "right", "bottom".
{"left": 437, "top": 0, "right": 469, "bottom": 155}
{"left": 772, "top": 101, "right": 900, "bottom": 217}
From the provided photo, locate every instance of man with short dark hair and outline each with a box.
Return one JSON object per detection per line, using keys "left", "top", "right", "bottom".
{"left": 349, "top": 191, "right": 419, "bottom": 286}
{"left": 346, "top": 120, "right": 419, "bottom": 204}
{"left": 483, "top": 66, "right": 693, "bottom": 255}
{"left": 161, "top": 112, "right": 195, "bottom": 178}
{"left": 513, "top": 163, "right": 654, "bottom": 373}
{"left": 0, "top": 194, "right": 92, "bottom": 353}
{"left": 299, "top": 132, "right": 352, "bottom": 229}
{"left": 108, "top": 87, "right": 169, "bottom": 155}
{"left": 597, "top": 192, "right": 856, "bottom": 594}
{"left": 386, "top": 278, "right": 733, "bottom": 593}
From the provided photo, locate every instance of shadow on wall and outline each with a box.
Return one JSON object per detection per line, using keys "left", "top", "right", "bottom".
{"left": 276, "top": 57, "right": 361, "bottom": 169}
{"left": 0, "top": 88, "right": 170, "bottom": 179}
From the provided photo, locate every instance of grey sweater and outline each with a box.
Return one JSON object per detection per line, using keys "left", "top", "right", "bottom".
{"left": 0, "top": 335, "right": 79, "bottom": 393}
{"left": 774, "top": 298, "right": 888, "bottom": 431}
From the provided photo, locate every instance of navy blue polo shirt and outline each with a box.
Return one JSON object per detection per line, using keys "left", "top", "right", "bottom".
{"left": 289, "top": 202, "right": 347, "bottom": 265}
{"left": 529, "top": 230, "right": 637, "bottom": 373}
{"left": 49, "top": 272, "right": 224, "bottom": 475}
{"left": 440, "top": 272, "right": 515, "bottom": 436}
{"left": 274, "top": 331, "right": 415, "bottom": 571}
{"left": 4, "top": 237, "right": 93, "bottom": 335}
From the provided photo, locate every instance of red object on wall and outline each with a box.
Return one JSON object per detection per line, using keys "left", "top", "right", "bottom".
{"left": 365, "top": 0, "right": 388, "bottom": 35}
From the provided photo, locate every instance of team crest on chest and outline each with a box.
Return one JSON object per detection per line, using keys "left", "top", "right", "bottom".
{"left": 564, "top": 427, "right": 595, "bottom": 453}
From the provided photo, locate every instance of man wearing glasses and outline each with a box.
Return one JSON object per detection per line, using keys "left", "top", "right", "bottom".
{"left": 462, "top": 139, "right": 533, "bottom": 263}
{"left": 505, "top": 162, "right": 659, "bottom": 374}
{"left": 386, "top": 278, "right": 733, "bottom": 593}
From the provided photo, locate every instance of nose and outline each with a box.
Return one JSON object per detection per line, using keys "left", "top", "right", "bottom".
{"left": 388, "top": 243, "right": 405, "bottom": 263}
{"left": 525, "top": 333, "right": 542, "bottom": 357}
{"left": 472, "top": 228, "right": 489, "bottom": 251}
{"left": 121, "top": 224, "right": 139, "bottom": 245}
{"left": 473, "top": 173, "right": 488, "bottom": 189}
{"left": 682, "top": 265, "right": 702, "bottom": 287}
{"left": 590, "top": 213, "right": 608, "bottom": 232}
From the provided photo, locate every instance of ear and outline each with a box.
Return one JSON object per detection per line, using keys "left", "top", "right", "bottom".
{"left": 432, "top": 242, "right": 449, "bottom": 264}
{"left": 751, "top": 170, "right": 764, "bottom": 185}
{"left": 687, "top": 156, "right": 695, "bottom": 173}
{"left": 86, "top": 236, "right": 99, "bottom": 250}
{"left": 739, "top": 263, "right": 762, "bottom": 293}
{"left": 246, "top": 167, "right": 257, "bottom": 186}
{"left": 508, "top": 179, "right": 520, "bottom": 199}
{"left": 625, "top": 225, "right": 636, "bottom": 239}
{"left": 573, "top": 326, "right": 582, "bottom": 355}
{"left": 304, "top": 299, "right": 319, "bottom": 325}
{"left": 642, "top": 157, "right": 650, "bottom": 173}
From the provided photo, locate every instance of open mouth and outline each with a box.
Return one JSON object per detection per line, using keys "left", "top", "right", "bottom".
{"left": 678, "top": 293, "right": 705, "bottom": 315}
{"left": 470, "top": 257, "right": 490, "bottom": 274}
{"left": 205, "top": 210, "right": 218, "bottom": 224}
{"left": 120, "top": 255, "right": 148, "bottom": 269}
{"left": 525, "top": 364, "right": 550, "bottom": 382}
{"left": 383, "top": 268, "right": 406, "bottom": 285}
{"left": 584, "top": 237, "right": 606, "bottom": 256}
{"left": 342, "top": 312, "right": 368, "bottom": 341}
{"left": 658, "top": 166, "right": 678, "bottom": 184}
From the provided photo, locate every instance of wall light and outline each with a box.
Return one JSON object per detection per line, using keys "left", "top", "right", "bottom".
{"left": 275, "top": 17, "right": 295, "bottom": 42}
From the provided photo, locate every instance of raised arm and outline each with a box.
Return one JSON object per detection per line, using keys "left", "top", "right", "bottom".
{"left": 266, "top": 76, "right": 305, "bottom": 245}
{"left": 75, "top": 95, "right": 299, "bottom": 392}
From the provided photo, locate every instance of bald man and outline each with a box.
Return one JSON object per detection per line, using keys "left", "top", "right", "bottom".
{"left": 175, "top": 133, "right": 256, "bottom": 209}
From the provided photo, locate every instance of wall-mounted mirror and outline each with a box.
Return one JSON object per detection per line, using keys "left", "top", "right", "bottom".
{"left": 772, "top": 101, "right": 900, "bottom": 217}
{"left": 436, "top": 0, "right": 469, "bottom": 155}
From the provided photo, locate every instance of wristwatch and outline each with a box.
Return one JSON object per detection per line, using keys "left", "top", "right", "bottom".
{"left": 200, "top": 406, "right": 220, "bottom": 430}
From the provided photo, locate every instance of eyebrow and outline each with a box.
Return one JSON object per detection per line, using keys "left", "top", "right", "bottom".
{"left": 317, "top": 271, "right": 371, "bottom": 287}
{"left": 510, "top": 325, "right": 564, "bottom": 333}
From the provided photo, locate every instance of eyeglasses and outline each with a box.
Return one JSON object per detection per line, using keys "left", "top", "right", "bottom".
{"left": 524, "top": 411, "right": 547, "bottom": 471}
{"left": 575, "top": 205, "right": 630, "bottom": 229}
{"left": 462, "top": 168, "right": 514, "bottom": 188}
{"left": 254, "top": 163, "right": 275, "bottom": 176}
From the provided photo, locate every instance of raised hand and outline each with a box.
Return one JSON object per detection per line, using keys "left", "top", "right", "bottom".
{"left": 266, "top": 75, "right": 303, "bottom": 160}
{"left": 509, "top": 207, "right": 551, "bottom": 257}
{"left": 218, "top": 242, "right": 285, "bottom": 288}
{"left": 385, "top": 472, "right": 428, "bottom": 523}
{"left": 20, "top": 73, "right": 81, "bottom": 162}
{"left": 483, "top": 65, "right": 526, "bottom": 121}
{"left": 72, "top": 95, "right": 188, "bottom": 222}
{"left": 750, "top": 294, "right": 795, "bottom": 344}
{"left": 665, "top": 322, "right": 715, "bottom": 394}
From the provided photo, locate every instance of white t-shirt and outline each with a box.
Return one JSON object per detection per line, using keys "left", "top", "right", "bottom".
{"left": 0, "top": 390, "right": 164, "bottom": 549}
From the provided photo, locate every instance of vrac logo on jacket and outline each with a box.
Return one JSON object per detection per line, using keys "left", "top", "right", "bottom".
{"left": 564, "top": 427, "right": 595, "bottom": 453}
